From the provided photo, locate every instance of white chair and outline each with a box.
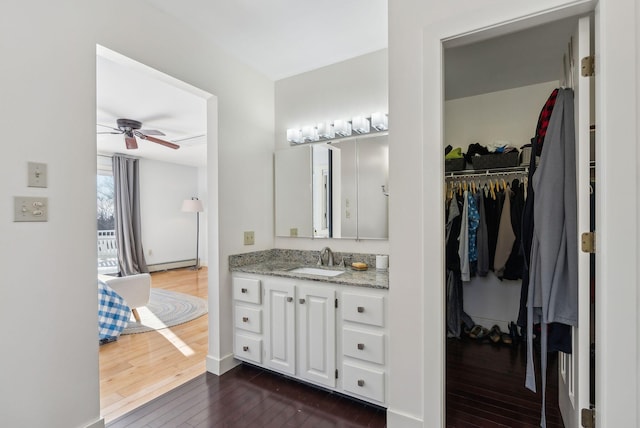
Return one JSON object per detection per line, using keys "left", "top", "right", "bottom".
{"left": 98, "top": 273, "right": 151, "bottom": 322}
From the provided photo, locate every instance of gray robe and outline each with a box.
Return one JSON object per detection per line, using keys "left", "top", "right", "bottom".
{"left": 525, "top": 88, "right": 578, "bottom": 427}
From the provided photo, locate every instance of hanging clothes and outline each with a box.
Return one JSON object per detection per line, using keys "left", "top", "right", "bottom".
{"left": 458, "top": 190, "right": 471, "bottom": 282}
{"left": 475, "top": 191, "right": 490, "bottom": 277}
{"left": 503, "top": 179, "right": 525, "bottom": 280}
{"left": 525, "top": 88, "right": 578, "bottom": 428}
{"left": 493, "top": 187, "right": 515, "bottom": 279}
{"left": 467, "top": 191, "right": 480, "bottom": 270}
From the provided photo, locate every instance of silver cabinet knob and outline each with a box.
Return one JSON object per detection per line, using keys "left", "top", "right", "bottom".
{"left": 357, "top": 306, "right": 365, "bottom": 313}
{"left": 243, "top": 346, "right": 249, "bottom": 352}
{"left": 299, "top": 298, "right": 306, "bottom": 304}
{"left": 357, "top": 343, "right": 365, "bottom": 350}
{"left": 357, "top": 379, "right": 365, "bottom": 387}
{"left": 287, "top": 296, "right": 293, "bottom": 302}
{"left": 242, "top": 317, "right": 249, "bottom": 322}
{"left": 241, "top": 288, "right": 248, "bottom": 293}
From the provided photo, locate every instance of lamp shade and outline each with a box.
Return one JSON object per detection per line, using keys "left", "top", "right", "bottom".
{"left": 182, "top": 198, "right": 204, "bottom": 212}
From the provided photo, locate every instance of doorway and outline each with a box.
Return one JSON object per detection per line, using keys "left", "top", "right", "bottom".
{"left": 95, "top": 45, "right": 215, "bottom": 423}
{"left": 441, "top": 13, "right": 594, "bottom": 428}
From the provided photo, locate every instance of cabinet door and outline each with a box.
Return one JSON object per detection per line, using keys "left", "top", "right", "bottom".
{"left": 264, "top": 281, "right": 296, "bottom": 375}
{"left": 298, "top": 285, "right": 336, "bottom": 388}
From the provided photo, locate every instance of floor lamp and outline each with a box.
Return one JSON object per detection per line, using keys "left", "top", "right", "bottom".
{"left": 182, "top": 197, "right": 204, "bottom": 270}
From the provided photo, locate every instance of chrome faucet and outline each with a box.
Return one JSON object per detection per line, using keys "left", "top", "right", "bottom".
{"left": 317, "top": 247, "right": 334, "bottom": 267}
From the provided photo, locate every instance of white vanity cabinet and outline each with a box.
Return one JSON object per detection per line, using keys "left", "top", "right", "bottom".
{"left": 339, "top": 290, "right": 388, "bottom": 405}
{"left": 232, "top": 273, "right": 387, "bottom": 407}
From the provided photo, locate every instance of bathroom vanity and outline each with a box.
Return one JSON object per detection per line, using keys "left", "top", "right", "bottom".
{"left": 230, "top": 250, "right": 389, "bottom": 407}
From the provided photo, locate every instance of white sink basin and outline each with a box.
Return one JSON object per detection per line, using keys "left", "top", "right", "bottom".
{"left": 289, "top": 267, "right": 345, "bottom": 277}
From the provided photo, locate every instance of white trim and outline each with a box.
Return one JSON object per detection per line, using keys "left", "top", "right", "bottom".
{"left": 84, "top": 418, "right": 105, "bottom": 428}
{"left": 386, "top": 409, "right": 423, "bottom": 428}
{"left": 206, "top": 353, "right": 239, "bottom": 375}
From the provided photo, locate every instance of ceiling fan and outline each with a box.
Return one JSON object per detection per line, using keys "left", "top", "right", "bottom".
{"left": 97, "top": 119, "right": 180, "bottom": 150}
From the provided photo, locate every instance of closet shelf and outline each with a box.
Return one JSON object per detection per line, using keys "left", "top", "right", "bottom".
{"left": 445, "top": 165, "right": 529, "bottom": 179}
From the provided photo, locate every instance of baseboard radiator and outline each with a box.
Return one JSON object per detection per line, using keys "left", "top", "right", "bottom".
{"left": 147, "top": 259, "right": 197, "bottom": 272}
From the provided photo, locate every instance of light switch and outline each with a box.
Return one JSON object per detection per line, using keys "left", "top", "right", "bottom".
{"left": 14, "top": 196, "right": 48, "bottom": 222}
{"left": 28, "top": 162, "right": 48, "bottom": 188}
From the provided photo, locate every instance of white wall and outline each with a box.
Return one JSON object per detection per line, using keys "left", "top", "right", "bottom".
{"left": 0, "top": 2, "right": 273, "bottom": 427}
{"left": 445, "top": 81, "right": 559, "bottom": 152}
{"left": 274, "top": 49, "right": 390, "bottom": 255}
{"left": 139, "top": 159, "right": 200, "bottom": 266}
{"left": 389, "top": 1, "right": 639, "bottom": 427}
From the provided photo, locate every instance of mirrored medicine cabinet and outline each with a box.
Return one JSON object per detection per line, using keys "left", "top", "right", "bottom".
{"left": 275, "top": 133, "right": 389, "bottom": 240}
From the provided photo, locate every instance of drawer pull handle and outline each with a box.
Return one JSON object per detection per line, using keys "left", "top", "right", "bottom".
{"left": 287, "top": 297, "right": 293, "bottom": 303}
{"left": 357, "top": 379, "right": 365, "bottom": 387}
{"left": 243, "top": 346, "right": 249, "bottom": 352}
{"left": 241, "top": 288, "right": 248, "bottom": 293}
{"left": 242, "top": 317, "right": 249, "bottom": 322}
{"left": 357, "top": 343, "right": 365, "bottom": 350}
{"left": 299, "top": 298, "right": 306, "bottom": 304}
{"left": 357, "top": 306, "right": 365, "bottom": 313}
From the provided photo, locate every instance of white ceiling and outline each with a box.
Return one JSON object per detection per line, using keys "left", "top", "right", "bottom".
{"left": 144, "top": 0, "right": 389, "bottom": 81}
{"left": 96, "top": 49, "right": 208, "bottom": 167}
{"left": 96, "top": 5, "right": 578, "bottom": 168}
{"left": 97, "top": 1, "right": 388, "bottom": 168}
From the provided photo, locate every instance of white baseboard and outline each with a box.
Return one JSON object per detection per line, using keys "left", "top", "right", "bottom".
{"left": 206, "top": 353, "right": 239, "bottom": 375}
{"left": 147, "top": 259, "right": 197, "bottom": 272}
{"left": 85, "top": 417, "right": 105, "bottom": 428}
{"left": 386, "top": 408, "right": 423, "bottom": 428}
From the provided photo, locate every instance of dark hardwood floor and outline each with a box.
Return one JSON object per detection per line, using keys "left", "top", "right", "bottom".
{"left": 108, "top": 335, "right": 563, "bottom": 427}
{"left": 447, "top": 335, "right": 564, "bottom": 428}
{"left": 106, "top": 364, "right": 387, "bottom": 428}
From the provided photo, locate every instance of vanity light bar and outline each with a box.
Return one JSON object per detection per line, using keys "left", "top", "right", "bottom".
{"left": 286, "top": 112, "right": 388, "bottom": 144}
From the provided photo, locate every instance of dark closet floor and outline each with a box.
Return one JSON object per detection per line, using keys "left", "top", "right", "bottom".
{"left": 447, "top": 335, "right": 564, "bottom": 428}
{"left": 106, "top": 363, "right": 386, "bottom": 428}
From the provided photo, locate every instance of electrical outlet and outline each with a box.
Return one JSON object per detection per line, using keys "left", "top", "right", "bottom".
{"left": 290, "top": 228, "right": 298, "bottom": 237}
{"left": 244, "top": 231, "right": 255, "bottom": 245}
{"left": 14, "top": 196, "right": 48, "bottom": 222}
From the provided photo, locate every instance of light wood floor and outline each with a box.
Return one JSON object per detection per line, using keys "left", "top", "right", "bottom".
{"left": 99, "top": 267, "right": 209, "bottom": 424}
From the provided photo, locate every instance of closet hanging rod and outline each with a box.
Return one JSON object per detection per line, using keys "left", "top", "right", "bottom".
{"left": 445, "top": 165, "right": 528, "bottom": 179}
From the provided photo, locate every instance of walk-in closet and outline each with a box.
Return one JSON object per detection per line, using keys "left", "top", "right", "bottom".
{"left": 443, "top": 14, "right": 595, "bottom": 428}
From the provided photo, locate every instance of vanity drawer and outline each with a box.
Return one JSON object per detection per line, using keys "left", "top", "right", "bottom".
{"left": 235, "top": 305, "right": 262, "bottom": 334}
{"left": 341, "top": 292, "right": 385, "bottom": 327}
{"left": 235, "top": 334, "right": 262, "bottom": 364}
{"left": 342, "top": 362, "right": 385, "bottom": 403}
{"left": 343, "top": 327, "right": 385, "bottom": 364}
{"left": 233, "top": 277, "right": 261, "bottom": 304}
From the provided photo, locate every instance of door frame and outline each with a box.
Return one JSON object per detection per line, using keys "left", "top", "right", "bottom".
{"left": 422, "top": 1, "right": 602, "bottom": 427}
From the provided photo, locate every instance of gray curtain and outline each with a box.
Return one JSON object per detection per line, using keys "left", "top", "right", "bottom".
{"left": 113, "top": 154, "right": 149, "bottom": 276}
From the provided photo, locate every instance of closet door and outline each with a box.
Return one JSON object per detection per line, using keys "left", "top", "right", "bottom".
{"left": 558, "top": 15, "right": 593, "bottom": 428}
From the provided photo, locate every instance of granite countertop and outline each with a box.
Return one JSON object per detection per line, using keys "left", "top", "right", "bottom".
{"left": 229, "top": 250, "right": 388, "bottom": 289}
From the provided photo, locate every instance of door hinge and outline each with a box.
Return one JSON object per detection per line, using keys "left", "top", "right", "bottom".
{"left": 335, "top": 298, "right": 338, "bottom": 308}
{"left": 581, "top": 55, "right": 595, "bottom": 77}
{"left": 581, "top": 232, "right": 595, "bottom": 253}
{"left": 335, "top": 369, "right": 339, "bottom": 379}
{"left": 581, "top": 407, "right": 595, "bottom": 428}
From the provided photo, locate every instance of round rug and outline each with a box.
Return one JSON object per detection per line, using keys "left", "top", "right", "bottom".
{"left": 121, "top": 288, "right": 208, "bottom": 335}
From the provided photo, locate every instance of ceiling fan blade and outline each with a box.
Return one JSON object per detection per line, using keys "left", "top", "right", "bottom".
{"left": 125, "top": 135, "right": 138, "bottom": 149}
{"left": 97, "top": 131, "right": 124, "bottom": 135}
{"left": 97, "top": 123, "right": 121, "bottom": 132}
{"left": 135, "top": 131, "right": 180, "bottom": 149}
{"left": 139, "top": 129, "right": 165, "bottom": 136}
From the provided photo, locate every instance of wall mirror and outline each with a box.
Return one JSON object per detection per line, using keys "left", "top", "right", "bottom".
{"left": 275, "top": 133, "right": 388, "bottom": 240}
